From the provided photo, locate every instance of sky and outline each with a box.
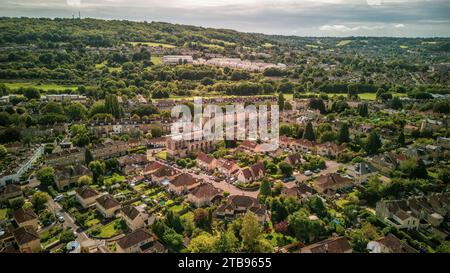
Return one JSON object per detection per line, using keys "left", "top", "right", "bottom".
{"left": 1, "top": 0, "right": 450, "bottom": 37}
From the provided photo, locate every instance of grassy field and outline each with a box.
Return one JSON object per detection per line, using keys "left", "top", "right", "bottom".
{"left": 210, "top": 39, "right": 236, "bottom": 46}
{"left": 291, "top": 92, "right": 407, "bottom": 101}
{"left": 90, "top": 219, "right": 126, "bottom": 239}
{"left": 400, "top": 45, "right": 409, "bottom": 49}
{"left": 151, "top": 56, "right": 162, "bottom": 65}
{"left": 3, "top": 82, "right": 78, "bottom": 91}
{"left": 262, "top": 43, "right": 274, "bottom": 48}
{"left": 0, "top": 209, "right": 7, "bottom": 221}
{"left": 129, "top": 41, "right": 176, "bottom": 48}
{"left": 337, "top": 40, "right": 352, "bottom": 46}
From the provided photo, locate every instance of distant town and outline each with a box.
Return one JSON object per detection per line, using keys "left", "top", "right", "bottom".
{"left": 0, "top": 17, "right": 449, "bottom": 254}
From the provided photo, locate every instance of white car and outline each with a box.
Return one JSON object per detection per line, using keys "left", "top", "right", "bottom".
{"left": 304, "top": 170, "right": 313, "bottom": 176}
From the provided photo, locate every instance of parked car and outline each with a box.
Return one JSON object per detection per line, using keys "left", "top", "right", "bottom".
{"left": 54, "top": 195, "right": 64, "bottom": 202}
{"left": 304, "top": 170, "right": 313, "bottom": 176}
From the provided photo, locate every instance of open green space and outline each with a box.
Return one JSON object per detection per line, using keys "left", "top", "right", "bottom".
{"left": 3, "top": 82, "right": 78, "bottom": 91}
{"left": 129, "top": 41, "right": 176, "bottom": 48}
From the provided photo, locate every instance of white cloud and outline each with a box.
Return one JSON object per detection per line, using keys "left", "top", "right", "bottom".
{"left": 320, "top": 24, "right": 385, "bottom": 32}
{"left": 66, "top": 0, "right": 81, "bottom": 6}
{"left": 395, "top": 23, "right": 406, "bottom": 28}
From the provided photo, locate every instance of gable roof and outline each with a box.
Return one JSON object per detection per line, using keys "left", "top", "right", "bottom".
{"left": 75, "top": 186, "right": 99, "bottom": 199}
{"left": 13, "top": 226, "right": 39, "bottom": 245}
{"left": 375, "top": 234, "right": 417, "bottom": 253}
{"left": 3, "top": 184, "right": 22, "bottom": 195}
{"left": 96, "top": 194, "right": 120, "bottom": 210}
{"left": 301, "top": 236, "right": 352, "bottom": 253}
{"left": 250, "top": 162, "right": 265, "bottom": 176}
{"left": 121, "top": 205, "right": 141, "bottom": 221}
{"left": 170, "top": 173, "right": 199, "bottom": 187}
{"left": 197, "top": 152, "right": 215, "bottom": 165}
{"left": 315, "top": 173, "right": 352, "bottom": 189}
{"left": 143, "top": 161, "right": 163, "bottom": 174}
{"left": 152, "top": 165, "right": 179, "bottom": 178}
{"left": 116, "top": 228, "right": 155, "bottom": 249}
{"left": 189, "top": 183, "right": 222, "bottom": 199}
{"left": 13, "top": 208, "right": 38, "bottom": 224}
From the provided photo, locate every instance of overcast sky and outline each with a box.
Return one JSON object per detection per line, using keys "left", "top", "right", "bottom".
{"left": 1, "top": 0, "right": 449, "bottom": 37}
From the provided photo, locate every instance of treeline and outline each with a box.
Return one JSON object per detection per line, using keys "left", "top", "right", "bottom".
{"left": 318, "top": 83, "right": 384, "bottom": 94}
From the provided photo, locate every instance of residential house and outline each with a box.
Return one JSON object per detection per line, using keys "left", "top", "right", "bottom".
{"left": 215, "top": 195, "right": 267, "bottom": 223}
{"left": 75, "top": 186, "right": 99, "bottom": 208}
{"left": 13, "top": 226, "right": 41, "bottom": 253}
{"left": 95, "top": 194, "right": 121, "bottom": 218}
{"left": 196, "top": 152, "right": 217, "bottom": 171}
{"left": 216, "top": 159, "right": 239, "bottom": 177}
{"left": 13, "top": 208, "right": 38, "bottom": 228}
{"left": 317, "top": 142, "right": 345, "bottom": 158}
{"left": 168, "top": 173, "right": 200, "bottom": 195}
{"left": 150, "top": 165, "right": 179, "bottom": 185}
{"left": 285, "top": 154, "right": 302, "bottom": 167}
{"left": 116, "top": 228, "right": 167, "bottom": 253}
{"left": 367, "top": 234, "right": 417, "bottom": 253}
{"left": 0, "top": 184, "right": 23, "bottom": 203}
{"left": 120, "top": 205, "right": 150, "bottom": 231}
{"left": 186, "top": 183, "right": 223, "bottom": 207}
{"left": 237, "top": 162, "right": 266, "bottom": 183}
{"left": 239, "top": 140, "right": 258, "bottom": 153}
{"left": 313, "top": 173, "right": 353, "bottom": 195}
{"left": 353, "top": 162, "right": 375, "bottom": 184}
{"left": 54, "top": 164, "right": 92, "bottom": 191}
{"left": 300, "top": 236, "right": 352, "bottom": 253}
{"left": 281, "top": 184, "right": 314, "bottom": 201}
{"left": 378, "top": 192, "right": 450, "bottom": 229}
{"left": 143, "top": 161, "right": 164, "bottom": 176}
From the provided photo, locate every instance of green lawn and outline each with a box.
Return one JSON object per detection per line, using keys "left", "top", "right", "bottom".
{"left": 0, "top": 209, "right": 7, "bottom": 221}
{"left": 104, "top": 174, "right": 125, "bottom": 185}
{"left": 156, "top": 151, "right": 168, "bottom": 160}
{"left": 3, "top": 82, "right": 78, "bottom": 91}
{"left": 129, "top": 41, "right": 176, "bottom": 48}
{"left": 400, "top": 45, "right": 409, "bottom": 49}
{"left": 301, "top": 92, "right": 407, "bottom": 101}
{"left": 90, "top": 219, "right": 126, "bottom": 239}
{"left": 151, "top": 56, "right": 162, "bottom": 65}
{"left": 337, "top": 40, "right": 352, "bottom": 47}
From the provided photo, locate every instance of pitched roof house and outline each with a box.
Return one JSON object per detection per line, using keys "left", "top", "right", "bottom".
{"left": 75, "top": 186, "right": 99, "bottom": 208}
{"left": 196, "top": 152, "right": 217, "bottom": 171}
{"left": 168, "top": 173, "right": 200, "bottom": 195}
{"left": 215, "top": 195, "right": 267, "bottom": 223}
{"left": 300, "top": 236, "right": 352, "bottom": 253}
{"left": 116, "top": 228, "right": 167, "bottom": 253}
{"left": 13, "top": 226, "right": 41, "bottom": 253}
{"left": 13, "top": 208, "right": 38, "bottom": 228}
{"left": 313, "top": 173, "right": 353, "bottom": 195}
{"left": 95, "top": 194, "right": 121, "bottom": 218}
{"left": 186, "top": 183, "right": 223, "bottom": 207}
{"left": 120, "top": 205, "right": 150, "bottom": 231}
{"left": 367, "top": 233, "right": 417, "bottom": 253}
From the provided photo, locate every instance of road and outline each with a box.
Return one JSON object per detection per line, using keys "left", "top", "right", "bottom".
{"left": 155, "top": 159, "right": 260, "bottom": 198}
{"left": 46, "top": 197, "right": 100, "bottom": 247}
{"left": 285, "top": 160, "right": 343, "bottom": 189}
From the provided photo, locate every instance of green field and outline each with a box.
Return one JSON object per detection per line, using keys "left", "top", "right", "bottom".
{"left": 210, "top": 39, "right": 236, "bottom": 46}
{"left": 90, "top": 219, "right": 126, "bottom": 239}
{"left": 151, "top": 56, "right": 162, "bottom": 65}
{"left": 0, "top": 209, "right": 7, "bottom": 220}
{"left": 3, "top": 82, "right": 78, "bottom": 91}
{"left": 129, "top": 41, "right": 176, "bottom": 48}
{"left": 337, "top": 40, "right": 352, "bottom": 46}
{"left": 400, "top": 45, "right": 409, "bottom": 49}
{"left": 288, "top": 92, "right": 407, "bottom": 101}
